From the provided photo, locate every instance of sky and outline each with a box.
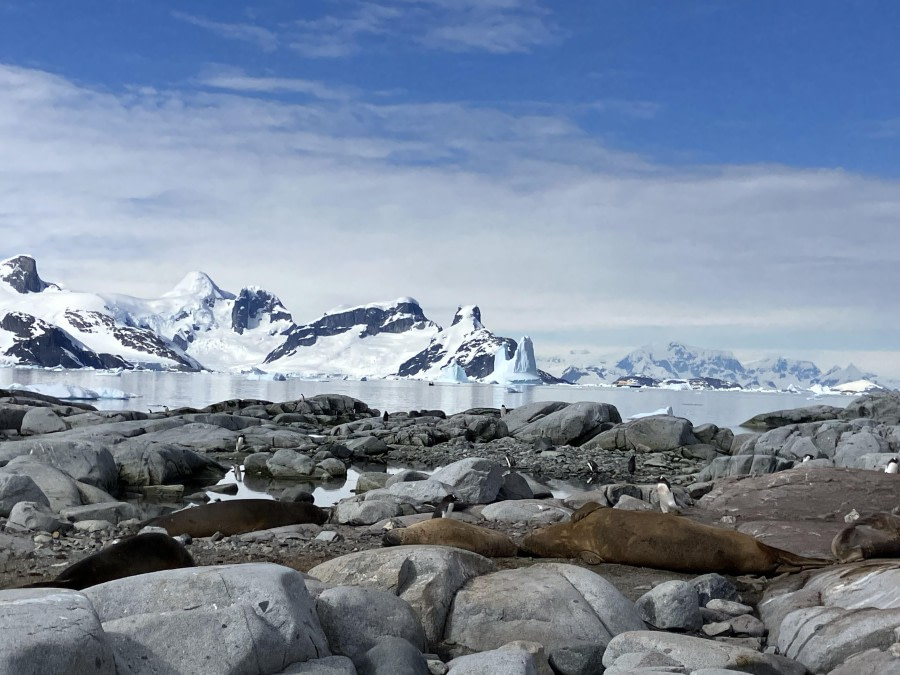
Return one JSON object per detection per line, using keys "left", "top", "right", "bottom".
{"left": 1, "top": 1, "right": 899, "bottom": 377}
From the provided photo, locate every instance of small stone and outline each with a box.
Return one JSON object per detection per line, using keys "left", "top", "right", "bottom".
{"left": 33, "top": 534, "right": 52, "bottom": 545}
{"left": 844, "top": 509, "right": 860, "bottom": 523}
{"left": 174, "top": 534, "right": 192, "bottom": 546}
{"left": 315, "top": 531, "right": 341, "bottom": 543}
{"left": 727, "top": 614, "right": 766, "bottom": 637}
{"left": 702, "top": 621, "right": 731, "bottom": 637}
{"left": 426, "top": 659, "right": 448, "bottom": 675}
{"left": 714, "top": 636, "right": 762, "bottom": 651}
{"left": 706, "top": 599, "right": 753, "bottom": 616}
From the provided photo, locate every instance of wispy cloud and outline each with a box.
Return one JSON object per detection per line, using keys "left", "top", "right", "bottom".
{"left": 172, "top": 11, "right": 279, "bottom": 52}
{"left": 287, "top": 0, "right": 560, "bottom": 58}
{"left": 196, "top": 66, "right": 355, "bottom": 101}
{"left": 2, "top": 62, "right": 900, "bottom": 375}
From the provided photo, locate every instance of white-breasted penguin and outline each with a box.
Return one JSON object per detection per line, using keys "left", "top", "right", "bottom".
{"left": 504, "top": 453, "right": 516, "bottom": 468}
{"left": 430, "top": 494, "right": 459, "bottom": 518}
{"left": 802, "top": 453, "right": 814, "bottom": 463}
{"left": 886, "top": 458, "right": 899, "bottom": 474}
{"left": 586, "top": 459, "right": 600, "bottom": 474}
{"left": 656, "top": 476, "right": 679, "bottom": 514}
{"left": 235, "top": 434, "right": 246, "bottom": 453}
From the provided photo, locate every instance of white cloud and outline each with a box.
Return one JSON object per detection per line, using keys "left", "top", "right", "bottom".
{"left": 172, "top": 11, "right": 279, "bottom": 52}
{"left": 2, "top": 62, "right": 900, "bottom": 377}
{"left": 196, "top": 66, "right": 355, "bottom": 101}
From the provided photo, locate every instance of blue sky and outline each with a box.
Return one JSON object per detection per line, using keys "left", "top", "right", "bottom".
{"left": 1, "top": 1, "right": 899, "bottom": 377}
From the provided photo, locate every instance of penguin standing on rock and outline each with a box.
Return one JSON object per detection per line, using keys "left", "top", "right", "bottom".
{"left": 430, "top": 494, "right": 459, "bottom": 519}
{"left": 656, "top": 476, "right": 680, "bottom": 514}
{"left": 235, "top": 434, "right": 246, "bottom": 454}
{"left": 802, "top": 454, "right": 814, "bottom": 463}
{"left": 627, "top": 454, "right": 636, "bottom": 476}
{"left": 382, "top": 410, "right": 390, "bottom": 423}
{"left": 586, "top": 460, "right": 600, "bottom": 475}
{"left": 504, "top": 453, "right": 516, "bottom": 468}
{"left": 886, "top": 458, "right": 899, "bottom": 474}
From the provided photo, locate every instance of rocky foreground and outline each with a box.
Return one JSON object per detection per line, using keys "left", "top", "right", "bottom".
{"left": 1, "top": 389, "right": 900, "bottom": 674}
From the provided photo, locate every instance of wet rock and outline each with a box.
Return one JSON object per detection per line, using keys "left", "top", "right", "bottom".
{"left": 0, "top": 472, "right": 50, "bottom": 516}
{"left": 430, "top": 458, "right": 504, "bottom": 504}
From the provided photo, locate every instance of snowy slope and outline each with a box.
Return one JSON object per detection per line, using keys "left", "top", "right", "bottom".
{"left": 742, "top": 357, "right": 822, "bottom": 390}
{"left": 263, "top": 298, "right": 440, "bottom": 378}
{"left": 614, "top": 342, "right": 746, "bottom": 383}
{"left": 397, "top": 305, "right": 516, "bottom": 381}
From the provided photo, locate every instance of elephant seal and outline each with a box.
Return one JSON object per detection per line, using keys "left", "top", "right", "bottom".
{"left": 23, "top": 533, "right": 194, "bottom": 590}
{"left": 521, "top": 502, "right": 831, "bottom": 575}
{"left": 832, "top": 512, "right": 900, "bottom": 562}
{"left": 142, "top": 499, "right": 329, "bottom": 537}
{"left": 382, "top": 518, "right": 518, "bottom": 557}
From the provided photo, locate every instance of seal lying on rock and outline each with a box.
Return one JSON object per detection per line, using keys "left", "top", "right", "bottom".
{"left": 832, "top": 512, "right": 900, "bottom": 562}
{"left": 142, "top": 499, "right": 329, "bottom": 537}
{"left": 23, "top": 533, "right": 194, "bottom": 590}
{"left": 382, "top": 518, "right": 518, "bottom": 557}
{"left": 520, "top": 502, "right": 832, "bottom": 575}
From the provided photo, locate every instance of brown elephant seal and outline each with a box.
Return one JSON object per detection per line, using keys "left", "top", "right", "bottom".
{"left": 521, "top": 502, "right": 831, "bottom": 575}
{"left": 22, "top": 533, "right": 194, "bottom": 590}
{"left": 832, "top": 512, "right": 900, "bottom": 562}
{"left": 142, "top": 499, "right": 329, "bottom": 537}
{"left": 382, "top": 518, "right": 518, "bottom": 557}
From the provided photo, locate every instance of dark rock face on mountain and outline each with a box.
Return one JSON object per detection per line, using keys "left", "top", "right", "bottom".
{"left": 615, "top": 342, "right": 745, "bottom": 383}
{"left": 266, "top": 300, "right": 436, "bottom": 364}
{"left": 742, "top": 357, "right": 821, "bottom": 389}
{"left": 231, "top": 288, "right": 292, "bottom": 335}
{"left": 396, "top": 305, "right": 515, "bottom": 380}
{"left": 0, "top": 255, "right": 54, "bottom": 294}
{"left": 1, "top": 312, "right": 129, "bottom": 369}
{"left": 63, "top": 310, "right": 200, "bottom": 371}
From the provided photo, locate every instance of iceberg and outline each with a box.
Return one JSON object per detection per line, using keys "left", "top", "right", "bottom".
{"left": 628, "top": 406, "right": 674, "bottom": 420}
{"left": 8, "top": 382, "right": 138, "bottom": 400}
{"left": 492, "top": 336, "right": 542, "bottom": 385}
{"left": 436, "top": 361, "right": 470, "bottom": 383}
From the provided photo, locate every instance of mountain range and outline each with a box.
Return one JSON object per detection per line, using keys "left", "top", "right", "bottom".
{"left": 0, "top": 255, "right": 888, "bottom": 391}
{"left": 0, "top": 255, "right": 551, "bottom": 384}
{"left": 554, "top": 342, "right": 884, "bottom": 391}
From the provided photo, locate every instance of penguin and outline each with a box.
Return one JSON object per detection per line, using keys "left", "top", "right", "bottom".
{"left": 232, "top": 463, "right": 243, "bottom": 483}
{"left": 656, "top": 476, "right": 679, "bottom": 514}
{"left": 500, "top": 404, "right": 508, "bottom": 417}
{"left": 382, "top": 410, "right": 390, "bottom": 423}
{"left": 802, "top": 453, "right": 814, "bottom": 463}
{"left": 235, "top": 434, "right": 246, "bottom": 454}
{"left": 627, "top": 454, "right": 636, "bottom": 476}
{"left": 886, "top": 458, "right": 899, "bottom": 474}
{"left": 586, "top": 460, "right": 600, "bottom": 474}
{"left": 430, "top": 494, "right": 459, "bottom": 519}
{"left": 504, "top": 453, "right": 516, "bottom": 469}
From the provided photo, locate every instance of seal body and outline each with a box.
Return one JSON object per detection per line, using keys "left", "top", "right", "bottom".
{"left": 142, "top": 499, "right": 328, "bottom": 537}
{"left": 382, "top": 518, "right": 518, "bottom": 557}
{"left": 832, "top": 512, "right": 900, "bottom": 562}
{"left": 521, "top": 502, "right": 830, "bottom": 575}
{"left": 24, "top": 533, "right": 194, "bottom": 590}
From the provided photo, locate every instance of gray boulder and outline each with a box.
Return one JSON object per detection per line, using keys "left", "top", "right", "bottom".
{"left": 112, "top": 441, "right": 226, "bottom": 486}
{"left": 437, "top": 414, "right": 509, "bottom": 442}
{"left": 503, "top": 401, "right": 571, "bottom": 434}
{"left": 347, "top": 436, "right": 390, "bottom": 457}
{"left": 385, "top": 479, "right": 453, "bottom": 508}
{"left": 267, "top": 448, "right": 316, "bottom": 478}
{"left": 602, "top": 632, "right": 806, "bottom": 674}
{"left": 84, "top": 562, "right": 329, "bottom": 674}
{"left": 834, "top": 429, "right": 890, "bottom": 467}
{"left": 430, "top": 458, "right": 504, "bottom": 504}
{"left": 334, "top": 498, "right": 403, "bottom": 525}
{"left": 316, "top": 585, "right": 426, "bottom": 658}
{"left": 1, "top": 439, "right": 118, "bottom": 492}
{"left": 448, "top": 647, "right": 538, "bottom": 674}
{"left": 60, "top": 501, "right": 142, "bottom": 524}
{"left": 0, "top": 472, "right": 49, "bottom": 516}
{"left": 762, "top": 560, "right": 900, "bottom": 673}
{"left": 841, "top": 391, "right": 900, "bottom": 424}
{"left": 635, "top": 580, "right": 702, "bottom": 630}
{"left": 20, "top": 406, "right": 68, "bottom": 434}
{"left": 7, "top": 501, "right": 68, "bottom": 533}
{"left": 512, "top": 402, "right": 621, "bottom": 446}
{"left": 279, "top": 655, "right": 357, "bottom": 674}
{"left": 444, "top": 563, "right": 644, "bottom": 655}
{"left": 497, "top": 470, "right": 533, "bottom": 500}
{"left": 583, "top": 415, "right": 698, "bottom": 452}
{"left": 0, "top": 588, "right": 116, "bottom": 674}
{"left": 309, "top": 545, "right": 495, "bottom": 646}
{"left": 479, "top": 499, "right": 572, "bottom": 524}
{"left": 0, "top": 461, "right": 83, "bottom": 511}
{"left": 352, "top": 636, "right": 429, "bottom": 675}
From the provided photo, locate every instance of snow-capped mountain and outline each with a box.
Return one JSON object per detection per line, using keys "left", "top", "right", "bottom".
{"left": 614, "top": 342, "right": 746, "bottom": 383}
{"left": 0, "top": 256, "right": 538, "bottom": 382}
{"left": 397, "top": 305, "right": 516, "bottom": 380}
{"left": 550, "top": 340, "right": 888, "bottom": 391}
{"left": 262, "top": 298, "right": 440, "bottom": 379}
{"left": 742, "top": 357, "right": 822, "bottom": 390}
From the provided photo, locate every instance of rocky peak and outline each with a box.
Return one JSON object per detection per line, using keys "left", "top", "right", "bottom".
{"left": 231, "top": 287, "right": 293, "bottom": 335}
{"left": 0, "top": 255, "right": 52, "bottom": 293}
